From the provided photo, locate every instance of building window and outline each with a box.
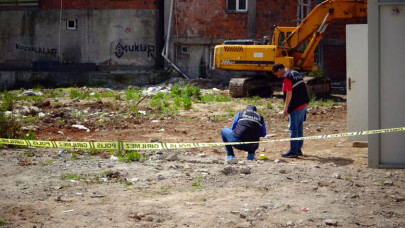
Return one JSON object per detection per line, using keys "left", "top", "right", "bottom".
{"left": 226, "top": 0, "right": 248, "bottom": 13}
{"left": 297, "top": 0, "right": 311, "bottom": 25}
{"left": 0, "top": 0, "right": 38, "bottom": 8}
{"left": 180, "top": 46, "right": 189, "bottom": 55}
{"left": 67, "top": 19, "right": 77, "bottom": 30}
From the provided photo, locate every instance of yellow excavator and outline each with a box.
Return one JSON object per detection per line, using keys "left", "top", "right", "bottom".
{"left": 213, "top": 0, "right": 367, "bottom": 97}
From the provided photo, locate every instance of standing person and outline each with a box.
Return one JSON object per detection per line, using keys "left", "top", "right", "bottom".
{"left": 221, "top": 105, "right": 267, "bottom": 160}
{"left": 272, "top": 64, "right": 310, "bottom": 158}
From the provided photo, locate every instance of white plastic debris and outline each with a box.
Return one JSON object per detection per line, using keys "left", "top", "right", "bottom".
{"left": 62, "top": 209, "right": 75, "bottom": 213}
{"left": 151, "top": 120, "right": 159, "bottom": 123}
{"left": 57, "top": 131, "right": 64, "bottom": 135}
{"left": 110, "top": 155, "right": 119, "bottom": 161}
{"left": 38, "top": 112, "right": 46, "bottom": 118}
{"left": 138, "top": 110, "right": 146, "bottom": 115}
{"left": 72, "top": 124, "right": 90, "bottom": 132}
{"left": 127, "top": 178, "right": 139, "bottom": 183}
{"left": 100, "top": 178, "right": 109, "bottom": 183}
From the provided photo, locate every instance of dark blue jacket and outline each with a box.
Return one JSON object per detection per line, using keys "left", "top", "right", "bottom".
{"left": 231, "top": 110, "right": 266, "bottom": 142}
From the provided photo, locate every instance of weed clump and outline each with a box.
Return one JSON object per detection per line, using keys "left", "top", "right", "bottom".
{"left": 0, "top": 110, "right": 22, "bottom": 140}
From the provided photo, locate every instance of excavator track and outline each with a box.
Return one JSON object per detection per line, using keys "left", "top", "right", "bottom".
{"left": 229, "top": 76, "right": 274, "bottom": 98}
{"left": 229, "top": 75, "right": 330, "bottom": 98}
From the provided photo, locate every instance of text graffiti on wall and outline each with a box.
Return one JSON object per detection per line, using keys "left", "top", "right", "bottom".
{"left": 114, "top": 42, "right": 155, "bottom": 59}
{"left": 15, "top": 44, "right": 58, "bottom": 57}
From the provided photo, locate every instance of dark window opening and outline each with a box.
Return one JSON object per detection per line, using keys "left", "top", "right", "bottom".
{"left": 0, "top": 0, "right": 39, "bottom": 8}
{"left": 226, "top": 0, "right": 248, "bottom": 13}
{"left": 67, "top": 19, "right": 77, "bottom": 30}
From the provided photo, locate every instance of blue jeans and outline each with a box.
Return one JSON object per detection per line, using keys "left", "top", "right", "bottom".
{"left": 221, "top": 128, "right": 258, "bottom": 156}
{"left": 289, "top": 105, "right": 307, "bottom": 154}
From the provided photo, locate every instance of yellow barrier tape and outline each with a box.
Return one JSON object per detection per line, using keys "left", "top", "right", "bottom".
{"left": 0, "top": 127, "right": 404, "bottom": 150}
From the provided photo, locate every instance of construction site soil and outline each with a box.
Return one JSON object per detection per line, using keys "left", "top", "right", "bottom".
{"left": 0, "top": 80, "right": 404, "bottom": 228}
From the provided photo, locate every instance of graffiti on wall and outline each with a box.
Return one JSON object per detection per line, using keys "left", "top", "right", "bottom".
{"left": 114, "top": 42, "right": 155, "bottom": 59}
{"left": 15, "top": 44, "right": 58, "bottom": 57}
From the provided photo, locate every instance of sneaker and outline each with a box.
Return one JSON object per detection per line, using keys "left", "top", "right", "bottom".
{"left": 281, "top": 151, "right": 298, "bottom": 158}
{"left": 226, "top": 155, "right": 235, "bottom": 159}
{"left": 246, "top": 153, "right": 255, "bottom": 160}
{"left": 297, "top": 150, "right": 303, "bottom": 156}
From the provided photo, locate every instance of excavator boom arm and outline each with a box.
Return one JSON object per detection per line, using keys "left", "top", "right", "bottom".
{"left": 282, "top": 0, "right": 367, "bottom": 49}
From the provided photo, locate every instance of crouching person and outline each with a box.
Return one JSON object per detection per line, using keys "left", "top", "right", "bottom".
{"left": 221, "top": 105, "right": 267, "bottom": 160}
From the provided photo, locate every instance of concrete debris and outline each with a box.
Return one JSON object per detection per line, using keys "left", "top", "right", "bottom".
{"left": 18, "top": 90, "right": 43, "bottom": 97}
{"left": 239, "top": 166, "right": 251, "bottom": 175}
{"left": 324, "top": 219, "right": 338, "bottom": 226}
{"left": 58, "top": 150, "right": 67, "bottom": 157}
{"left": 166, "top": 154, "right": 179, "bottom": 161}
{"left": 352, "top": 141, "right": 368, "bottom": 148}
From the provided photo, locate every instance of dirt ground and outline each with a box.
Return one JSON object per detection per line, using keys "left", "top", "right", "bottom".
{"left": 0, "top": 80, "right": 404, "bottom": 228}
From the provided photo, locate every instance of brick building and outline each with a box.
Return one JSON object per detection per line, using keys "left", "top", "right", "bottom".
{"left": 164, "top": 0, "right": 367, "bottom": 82}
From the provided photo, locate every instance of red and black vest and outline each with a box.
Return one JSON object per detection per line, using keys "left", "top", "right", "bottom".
{"left": 283, "top": 69, "right": 310, "bottom": 113}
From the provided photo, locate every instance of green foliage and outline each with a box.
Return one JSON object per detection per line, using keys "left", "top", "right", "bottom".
{"left": 116, "top": 150, "right": 146, "bottom": 163}
{"left": 48, "top": 89, "right": 65, "bottom": 98}
{"left": 226, "top": 109, "right": 235, "bottom": 117}
{"left": 214, "top": 115, "right": 228, "bottom": 121}
{"left": 101, "top": 90, "right": 116, "bottom": 98}
{"left": 69, "top": 88, "right": 90, "bottom": 100}
{"left": 308, "top": 94, "right": 334, "bottom": 107}
{"left": 266, "top": 103, "right": 274, "bottom": 109}
{"left": 150, "top": 92, "right": 179, "bottom": 116}
{"left": 0, "top": 110, "right": 22, "bottom": 139}
{"left": 0, "top": 220, "right": 6, "bottom": 226}
{"left": 125, "top": 88, "right": 142, "bottom": 101}
{"left": 344, "top": 175, "right": 352, "bottom": 182}
{"left": 170, "top": 83, "right": 201, "bottom": 100}
{"left": 1, "top": 91, "right": 16, "bottom": 111}
{"left": 69, "top": 152, "right": 78, "bottom": 161}
{"left": 379, "top": 177, "right": 386, "bottom": 186}
{"left": 182, "top": 97, "right": 192, "bottom": 110}
{"left": 201, "top": 94, "right": 230, "bottom": 103}
{"left": 61, "top": 173, "right": 87, "bottom": 181}
{"left": 92, "top": 92, "right": 101, "bottom": 100}
{"left": 24, "top": 130, "right": 36, "bottom": 141}
{"left": 24, "top": 150, "right": 34, "bottom": 157}
{"left": 170, "top": 84, "right": 182, "bottom": 98}
{"left": 184, "top": 84, "right": 201, "bottom": 100}
{"left": 308, "top": 71, "right": 327, "bottom": 78}
{"left": 37, "top": 159, "right": 53, "bottom": 166}
{"left": 192, "top": 176, "right": 202, "bottom": 189}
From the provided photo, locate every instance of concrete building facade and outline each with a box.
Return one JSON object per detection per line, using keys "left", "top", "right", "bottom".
{"left": 0, "top": 0, "right": 165, "bottom": 89}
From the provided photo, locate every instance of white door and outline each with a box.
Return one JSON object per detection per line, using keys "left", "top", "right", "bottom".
{"left": 346, "top": 24, "right": 368, "bottom": 141}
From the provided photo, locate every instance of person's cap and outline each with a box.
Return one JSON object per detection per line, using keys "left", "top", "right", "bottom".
{"left": 246, "top": 105, "right": 257, "bottom": 111}
{"left": 272, "top": 63, "right": 285, "bottom": 73}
